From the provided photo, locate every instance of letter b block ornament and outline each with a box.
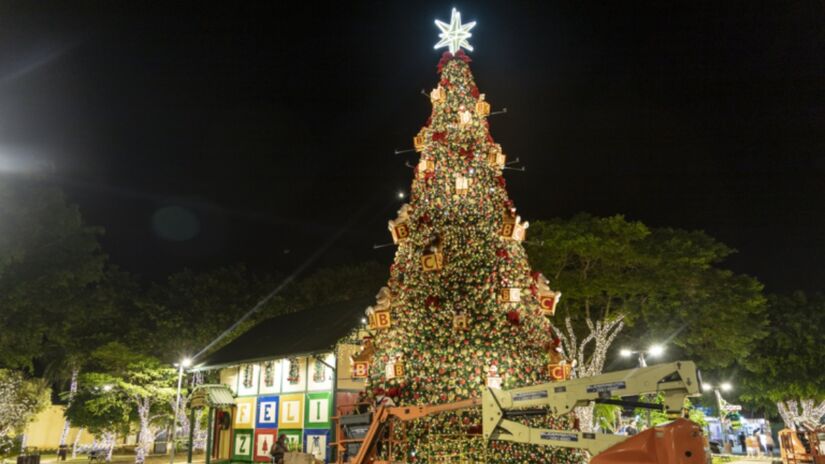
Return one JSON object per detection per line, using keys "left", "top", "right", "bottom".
{"left": 352, "top": 361, "right": 369, "bottom": 378}
{"left": 368, "top": 309, "right": 392, "bottom": 330}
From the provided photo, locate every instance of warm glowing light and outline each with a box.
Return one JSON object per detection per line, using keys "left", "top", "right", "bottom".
{"left": 398, "top": 191, "right": 405, "bottom": 199}
{"left": 434, "top": 8, "right": 476, "bottom": 54}
{"left": 619, "top": 348, "right": 632, "bottom": 358}
{"left": 702, "top": 383, "right": 713, "bottom": 392}
{"left": 648, "top": 344, "right": 665, "bottom": 357}
{"left": 181, "top": 358, "right": 192, "bottom": 368}
{"left": 720, "top": 382, "right": 732, "bottom": 392}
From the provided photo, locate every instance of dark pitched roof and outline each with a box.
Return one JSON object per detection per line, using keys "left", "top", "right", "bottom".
{"left": 194, "top": 297, "right": 370, "bottom": 370}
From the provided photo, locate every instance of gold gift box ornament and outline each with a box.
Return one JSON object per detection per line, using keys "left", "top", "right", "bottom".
{"left": 417, "top": 156, "right": 435, "bottom": 174}
{"left": 458, "top": 108, "right": 473, "bottom": 125}
{"left": 430, "top": 85, "right": 446, "bottom": 104}
{"left": 388, "top": 204, "right": 412, "bottom": 244}
{"left": 501, "top": 212, "right": 529, "bottom": 242}
{"left": 498, "top": 287, "right": 522, "bottom": 303}
{"left": 414, "top": 127, "right": 428, "bottom": 153}
{"left": 476, "top": 93, "right": 491, "bottom": 117}
{"left": 455, "top": 175, "right": 470, "bottom": 195}
{"left": 452, "top": 312, "right": 470, "bottom": 331}
{"left": 487, "top": 143, "right": 506, "bottom": 169}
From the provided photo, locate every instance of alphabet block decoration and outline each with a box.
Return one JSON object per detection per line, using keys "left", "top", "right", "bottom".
{"left": 539, "top": 291, "right": 561, "bottom": 317}
{"left": 368, "top": 309, "right": 392, "bottom": 330}
{"left": 385, "top": 359, "right": 405, "bottom": 380}
{"left": 501, "top": 213, "right": 528, "bottom": 242}
{"left": 350, "top": 336, "right": 374, "bottom": 379}
{"left": 498, "top": 287, "right": 522, "bottom": 303}
{"left": 388, "top": 204, "right": 412, "bottom": 244}
{"left": 352, "top": 361, "right": 370, "bottom": 379}
{"left": 414, "top": 128, "right": 428, "bottom": 152}
{"left": 254, "top": 430, "right": 277, "bottom": 463}
{"left": 278, "top": 394, "right": 304, "bottom": 429}
{"left": 549, "top": 363, "right": 573, "bottom": 381}
{"left": 232, "top": 429, "right": 254, "bottom": 462}
{"left": 421, "top": 252, "right": 444, "bottom": 271}
{"left": 535, "top": 273, "right": 562, "bottom": 317}
{"left": 255, "top": 396, "right": 279, "bottom": 429}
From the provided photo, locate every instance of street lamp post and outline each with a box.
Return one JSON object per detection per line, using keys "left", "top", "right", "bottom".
{"left": 170, "top": 358, "right": 192, "bottom": 464}
{"left": 620, "top": 345, "right": 665, "bottom": 427}
{"left": 703, "top": 382, "right": 733, "bottom": 453}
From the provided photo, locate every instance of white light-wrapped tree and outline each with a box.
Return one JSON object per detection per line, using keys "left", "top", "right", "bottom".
{"left": 742, "top": 292, "right": 825, "bottom": 430}
{"left": 77, "top": 343, "right": 176, "bottom": 464}
{"left": 527, "top": 215, "right": 767, "bottom": 431}
{"left": 0, "top": 369, "right": 50, "bottom": 452}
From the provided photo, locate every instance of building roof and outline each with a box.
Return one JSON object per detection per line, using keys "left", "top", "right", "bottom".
{"left": 190, "top": 384, "right": 236, "bottom": 408}
{"left": 194, "top": 297, "right": 370, "bottom": 371}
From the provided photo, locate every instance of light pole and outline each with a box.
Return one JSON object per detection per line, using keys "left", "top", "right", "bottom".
{"left": 170, "top": 358, "right": 192, "bottom": 464}
{"left": 620, "top": 344, "right": 665, "bottom": 368}
{"left": 620, "top": 344, "right": 665, "bottom": 427}
{"left": 703, "top": 382, "right": 733, "bottom": 452}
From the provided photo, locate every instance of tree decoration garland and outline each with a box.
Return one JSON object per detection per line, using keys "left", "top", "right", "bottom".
{"left": 313, "top": 359, "right": 326, "bottom": 383}
{"left": 286, "top": 357, "right": 300, "bottom": 385}
{"left": 242, "top": 364, "right": 253, "bottom": 389}
{"left": 263, "top": 361, "right": 275, "bottom": 387}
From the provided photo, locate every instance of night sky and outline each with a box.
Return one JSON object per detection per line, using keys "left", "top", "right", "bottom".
{"left": 2, "top": 1, "right": 824, "bottom": 292}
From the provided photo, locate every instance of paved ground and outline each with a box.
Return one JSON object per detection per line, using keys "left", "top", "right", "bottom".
{"left": 9, "top": 454, "right": 206, "bottom": 464}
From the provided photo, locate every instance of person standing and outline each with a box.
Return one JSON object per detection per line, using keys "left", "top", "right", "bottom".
{"left": 764, "top": 430, "right": 776, "bottom": 456}
{"left": 269, "top": 434, "right": 288, "bottom": 464}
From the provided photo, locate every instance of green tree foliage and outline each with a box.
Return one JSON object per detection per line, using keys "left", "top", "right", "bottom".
{"left": 526, "top": 214, "right": 766, "bottom": 370}
{"left": 0, "top": 177, "right": 106, "bottom": 369}
{"left": 81, "top": 343, "right": 177, "bottom": 464}
{"left": 283, "top": 261, "right": 386, "bottom": 309}
{"left": 740, "top": 292, "right": 825, "bottom": 407}
{"left": 136, "top": 264, "right": 280, "bottom": 360}
{"left": 0, "top": 369, "right": 50, "bottom": 442}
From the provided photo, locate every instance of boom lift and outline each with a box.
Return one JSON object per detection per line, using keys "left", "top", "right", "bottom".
{"left": 335, "top": 361, "right": 708, "bottom": 464}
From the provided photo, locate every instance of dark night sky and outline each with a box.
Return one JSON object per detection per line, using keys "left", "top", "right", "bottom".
{"left": 1, "top": 1, "right": 824, "bottom": 292}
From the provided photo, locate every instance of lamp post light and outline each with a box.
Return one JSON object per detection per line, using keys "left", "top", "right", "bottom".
{"left": 704, "top": 382, "right": 734, "bottom": 452}
{"left": 619, "top": 345, "right": 665, "bottom": 427}
{"left": 170, "top": 358, "right": 192, "bottom": 464}
{"left": 619, "top": 344, "right": 665, "bottom": 368}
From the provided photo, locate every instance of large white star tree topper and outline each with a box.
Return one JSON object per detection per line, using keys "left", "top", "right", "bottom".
{"left": 434, "top": 8, "right": 476, "bottom": 54}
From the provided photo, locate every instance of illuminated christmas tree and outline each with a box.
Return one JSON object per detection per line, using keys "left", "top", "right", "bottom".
{"left": 360, "top": 9, "right": 584, "bottom": 463}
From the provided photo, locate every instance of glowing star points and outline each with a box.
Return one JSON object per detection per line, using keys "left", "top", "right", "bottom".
{"left": 434, "top": 8, "right": 476, "bottom": 54}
